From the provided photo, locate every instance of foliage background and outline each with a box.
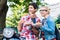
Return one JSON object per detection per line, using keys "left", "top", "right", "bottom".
{"left": 7, "top": 0, "right": 60, "bottom": 33}
{"left": 6, "top": 0, "right": 46, "bottom": 27}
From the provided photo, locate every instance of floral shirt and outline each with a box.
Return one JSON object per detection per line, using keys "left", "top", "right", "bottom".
{"left": 20, "top": 14, "right": 41, "bottom": 40}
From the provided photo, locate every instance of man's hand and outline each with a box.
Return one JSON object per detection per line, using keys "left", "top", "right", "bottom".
{"left": 32, "top": 22, "right": 42, "bottom": 27}
{"left": 35, "top": 22, "right": 42, "bottom": 27}
{"left": 24, "top": 22, "right": 32, "bottom": 26}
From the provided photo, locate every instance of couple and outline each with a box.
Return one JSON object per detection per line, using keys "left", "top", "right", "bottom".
{"left": 17, "top": 2, "right": 56, "bottom": 40}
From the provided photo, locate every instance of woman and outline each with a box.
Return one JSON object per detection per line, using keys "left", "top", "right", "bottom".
{"left": 17, "top": 2, "right": 42, "bottom": 40}
{"left": 40, "top": 6, "right": 56, "bottom": 40}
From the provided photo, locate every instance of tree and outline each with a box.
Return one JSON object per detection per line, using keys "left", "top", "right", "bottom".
{"left": 0, "top": 0, "right": 8, "bottom": 39}
{"left": 6, "top": 0, "right": 47, "bottom": 33}
{"left": 6, "top": 0, "right": 42, "bottom": 26}
{"left": 0, "top": 0, "right": 8, "bottom": 33}
{"left": 6, "top": 0, "right": 42, "bottom": 33}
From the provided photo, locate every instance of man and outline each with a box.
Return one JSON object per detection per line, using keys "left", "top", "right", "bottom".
{"left": 17, "top": 2, "right": 41, "bottom": 40}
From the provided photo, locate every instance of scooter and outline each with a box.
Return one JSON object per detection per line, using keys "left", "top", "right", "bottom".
{"left": 3, "top": 27, "right": 20, "bottom": 40}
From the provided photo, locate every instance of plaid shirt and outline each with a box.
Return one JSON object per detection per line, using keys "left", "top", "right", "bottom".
{"left": 20, "top": 14, "right": 40, "bottom": 40}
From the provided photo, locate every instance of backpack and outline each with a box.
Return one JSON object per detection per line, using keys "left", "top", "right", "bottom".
{"left": 55, "top": 26, "right": 60, "bottom": 40}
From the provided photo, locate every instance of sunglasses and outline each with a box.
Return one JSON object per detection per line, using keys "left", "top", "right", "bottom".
{"left": 40, "top": 10, "right": 48, "bottom": 12}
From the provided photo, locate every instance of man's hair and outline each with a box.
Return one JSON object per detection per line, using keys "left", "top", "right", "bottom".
{"left": 29, "top": 2, "right": 38, "bottom": 9}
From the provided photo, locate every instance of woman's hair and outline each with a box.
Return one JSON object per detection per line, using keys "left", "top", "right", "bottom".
{"left": 29, "top": 2, "right": 38, "bottom": 9}
{"left": 41, "top": 6, "right": 50, "bottom": 10}
{"left": 40, "top": 6, "right": 50, "bottom": 14}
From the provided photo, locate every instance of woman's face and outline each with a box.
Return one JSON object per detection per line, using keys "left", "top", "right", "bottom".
{"left": 28, "top": 5, "right": 36, "bottom": 14}
{"left": 40, "top": 7, "right": 49, "bottom": 17}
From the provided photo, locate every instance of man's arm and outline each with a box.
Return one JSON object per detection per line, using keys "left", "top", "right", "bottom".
{"left": 17, "top": 20, "right": 23, "bottom": 32}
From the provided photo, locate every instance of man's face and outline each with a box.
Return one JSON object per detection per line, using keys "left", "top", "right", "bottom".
{"left": 28, "top": 5, "right": 36, "bottom": 14}
{"left": 40, "top": 7, "right": 49, "bottom": 17}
